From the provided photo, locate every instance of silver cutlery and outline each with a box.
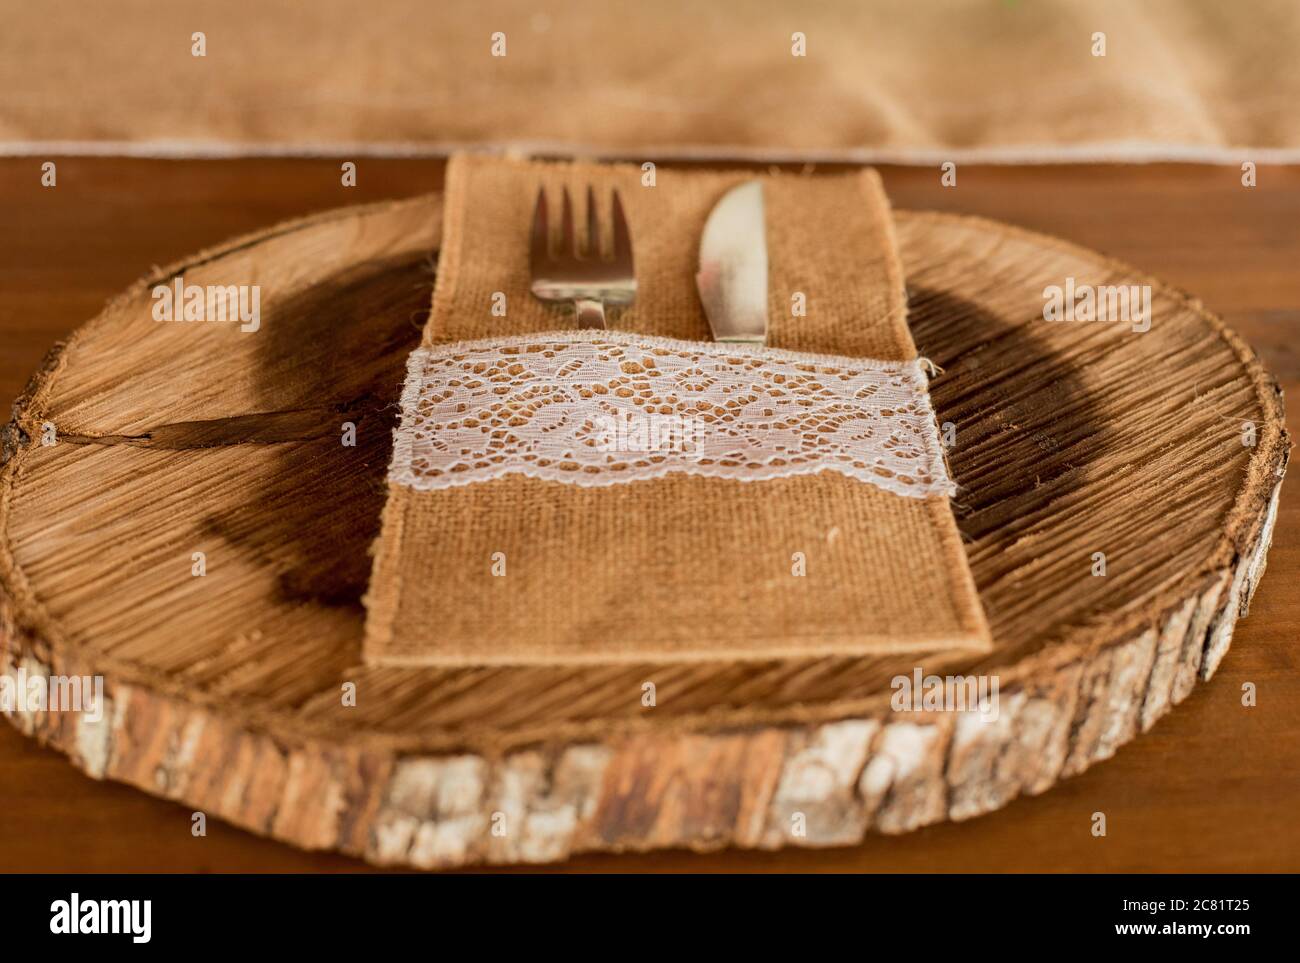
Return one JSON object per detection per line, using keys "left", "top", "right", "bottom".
{"left": 529, "top": 186, "right": 636, "bottom": 330}
{"left": 695, "top": 180, "right": 768, "bottom": 345}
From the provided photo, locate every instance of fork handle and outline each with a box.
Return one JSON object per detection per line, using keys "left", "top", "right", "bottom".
{"left": 574, "top": 298, "right": 607, "bottom": 330}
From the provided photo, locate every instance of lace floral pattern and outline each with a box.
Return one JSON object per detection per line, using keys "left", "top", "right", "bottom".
{"left": 389, "top": 330, "right": 954, "bottom": 498}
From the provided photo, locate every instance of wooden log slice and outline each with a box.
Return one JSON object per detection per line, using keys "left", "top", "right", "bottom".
{"left": 0, "top": 196, "right": 1287, "bottom": 868}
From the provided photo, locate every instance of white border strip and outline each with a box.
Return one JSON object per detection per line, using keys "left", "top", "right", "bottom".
{"left": 3, "top": 138, "right": 1299, "bottom": 165}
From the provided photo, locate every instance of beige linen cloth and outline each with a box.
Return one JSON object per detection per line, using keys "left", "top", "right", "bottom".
{"left": 4, "top": 0, "right": 1299, "bottom": 162}
{"left": 362, "top": 154, "right": 990, "bottom": 666}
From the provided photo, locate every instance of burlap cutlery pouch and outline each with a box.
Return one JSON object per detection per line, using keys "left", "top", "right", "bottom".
{"left": 363, "top": 154, "right": 989, "bottom": 665}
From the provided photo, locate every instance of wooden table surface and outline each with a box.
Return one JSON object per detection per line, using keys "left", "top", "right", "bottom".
{"left": 1, "top": 158, "right": 1296, "bottom": 873}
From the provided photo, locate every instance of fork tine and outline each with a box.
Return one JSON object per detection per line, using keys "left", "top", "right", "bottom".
{"left": 560, "top": 187, "right": 576, "bottom": 258}
{"left": 585, "top": 185, "right": 599, "bottom": 259}
{"left": 611, "top": 189, "right": 632, "bottom": 266}
{"left": 529, "top": 187, "right": 549, "bottom": 267}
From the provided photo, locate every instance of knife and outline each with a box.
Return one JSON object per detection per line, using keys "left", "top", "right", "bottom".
{"left": 695, "top": 181, "right": 768, "bottom": 345}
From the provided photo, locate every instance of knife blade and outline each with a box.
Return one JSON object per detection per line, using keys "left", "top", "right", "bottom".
{"left": 695, "top": 181, "right": 768, "bottom": 345}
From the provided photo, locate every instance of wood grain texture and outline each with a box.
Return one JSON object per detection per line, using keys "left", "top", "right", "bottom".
{"left": 0, "top": 159, "right": 1297, "bottom": 872}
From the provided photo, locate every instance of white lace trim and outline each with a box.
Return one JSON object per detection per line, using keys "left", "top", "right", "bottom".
{"left": 389, "top": 330, "right": 954, "bottom": 498}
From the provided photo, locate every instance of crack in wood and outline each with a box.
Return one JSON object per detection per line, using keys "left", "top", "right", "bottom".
{"left": 53, "top": 398, "right": 373, "bottom": 449}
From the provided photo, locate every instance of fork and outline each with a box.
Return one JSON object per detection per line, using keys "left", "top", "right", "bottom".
{"left": 529, "top": 186, "right": 636, "bottom": 329}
